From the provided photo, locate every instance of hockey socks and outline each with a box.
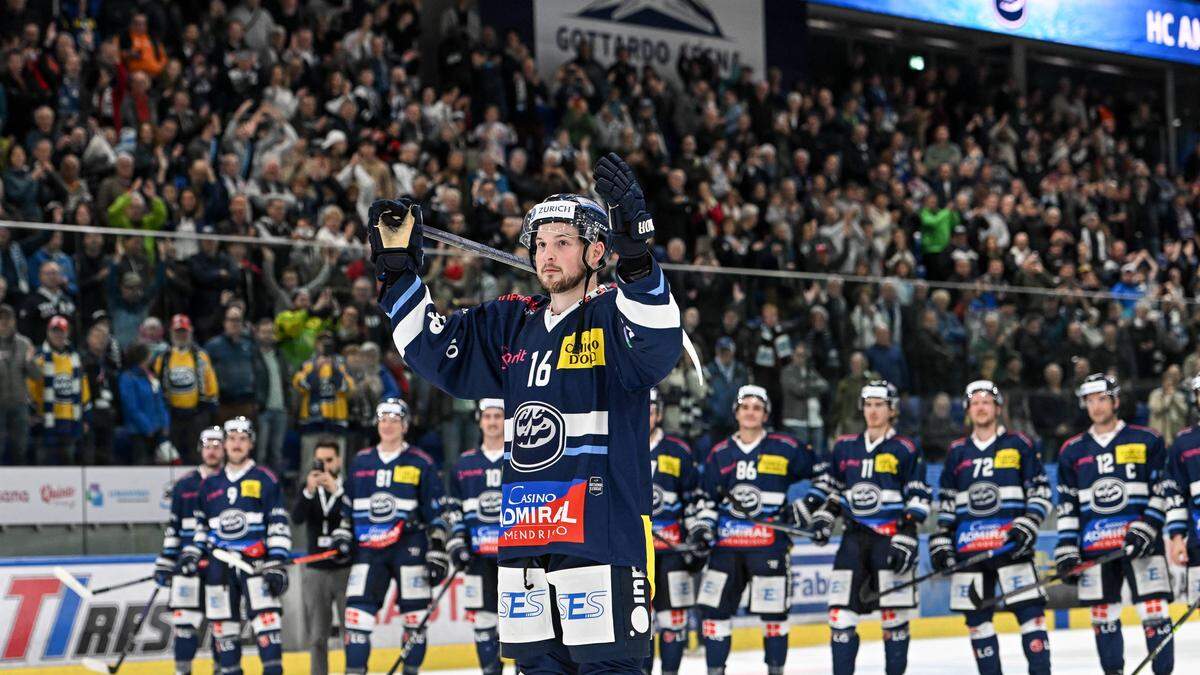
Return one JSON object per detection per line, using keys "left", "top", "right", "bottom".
{"left": 402, "top": 627, "right": 428, "bottom": 675}
{"left": 1093, "top": 619, "right": 1124, "bottom": 673}
{"left": 701, "top": 618, "right": 732, "bottom": 671}
{"left": 474, "top": 627, "right": 502, "bottom": 675}
{"left": 655, "top": 610, "right": 688, "bottom": 675}
{"left": 343, "top": 605, "right": 376, "bottom": 675}
{"left": 966, "top": 621, "right": 1001, "bottom": 675}
{"left": 172, "top": 624, "right": 198, "bottom": 674}
{"left": 762, "top": 620, "right": 789, "bottom": 671}
{"left": 881, "top": 617, "right": 911, "bottom": 675}
{"left": 1139, "top": 598, "right": 1174, "bottom": 675}
{"left": 211, "top": 621, "right": 243, "bottom": 675}
{"left": 1015, "top": 610, "right": 1051, "bottom": 675}
{"left": 830, "top": 628, "right": 860, "bottom": 675}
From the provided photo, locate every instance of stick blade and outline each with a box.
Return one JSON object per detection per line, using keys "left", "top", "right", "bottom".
{"left": 211, "top": 548, "right": 255, "bottom": 575}
{"left": 80, "top": 657, "right": 113, "bottom": 673}
{"left": 53, "top": 567, "right": 93, "bottom": 600}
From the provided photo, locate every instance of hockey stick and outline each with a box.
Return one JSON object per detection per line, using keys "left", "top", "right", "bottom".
{"left": 1130, "top": 592, "right": 1200, "bottom": 675}
{"left": 860, "top": 543, "right": 1014, "bottom": 605}
{"left": 80, "top": 587, "right": 161, "bottom": 673}
{"left": 969, "top": 546, "right": 1131, "bottom": 611}
{"left": 210, "top": 548, "right": 258, "bottom": 575}
{"left": 385, "top": 567, "right": 463, "bottom": 675}
{"left": 740, "top": 516, "right": 816, "bottom": 540}
{"left": 52, "top": 568, "right": 154, "bottom": 601}
{"left": 291, "top": 549, "right": 340, "bottom": 565}
{"left": 651, "top": 529, "right": 703, "bottom": 553}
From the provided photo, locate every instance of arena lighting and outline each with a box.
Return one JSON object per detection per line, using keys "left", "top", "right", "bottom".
{"left": 908, "top": 55, "right": 926, "bottom": 71}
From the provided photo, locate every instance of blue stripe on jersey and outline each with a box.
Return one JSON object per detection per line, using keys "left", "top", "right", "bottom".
{"left": 390, "top": 276, "right": 423, "bottom": 318}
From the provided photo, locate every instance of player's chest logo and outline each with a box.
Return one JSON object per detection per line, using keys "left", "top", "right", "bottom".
{"left": 477, "top": 490, "right": 503, "bottom": 522}
{"left": 218, "top": 509, "right": 248, "bottom": 538}
{"left": 966, "top": 482, "right": 1001, "bottom": 517}
{"left": 368, "top": 492, "right": 398, "bottom": 522}
{"left": 510, "top": 401, "right": 566, "bottom": 472}
{"left": 729, "top": 483, "right": 763, "bottom": 517}
{"left": 1089, "top": 477, "right": 1128, "bottom": 514}
{"left": 848, "top": 482, "right": 882, "bottom": 515}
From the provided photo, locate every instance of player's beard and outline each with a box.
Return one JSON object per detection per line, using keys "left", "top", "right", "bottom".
{"left": 538, "top": 264, "right": 586, "bottom": 294}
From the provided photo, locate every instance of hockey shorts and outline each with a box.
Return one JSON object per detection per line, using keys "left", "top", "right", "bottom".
{"left": 346, "top": 531, "right": 432, "bottom": 614}
{"left": 652, "top": 552, "right": 696, "bottom": 612}
{"left": 1186, "top": 546, "right": 1200, "bottom": 604}
{"left": 168, "top": 573, "right": 206, "bottom": 628}
{"left": 949, "top": 552, "right": 1045, "bottom": 612}
{"left": 463, "top": 555, "right": 499, "bottom": 613}
{"left": 696, "top": 548, "right": 791, "bottom": 619}
{"left": 828, "top": 525, "right": 916, "bottom": 614}
{"left": 202, "top": 555, "right": 282, "bottom": 622}
{"left": 1076, "top": 544, "right": 1172, "bottom": 606}
{"left": 497, "top": 554, "right": 653, "bottom": 663}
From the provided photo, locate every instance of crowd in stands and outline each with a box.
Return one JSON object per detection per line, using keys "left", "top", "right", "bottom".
{"left": 3, "top": 0, "right": 1200, "bottom": 475}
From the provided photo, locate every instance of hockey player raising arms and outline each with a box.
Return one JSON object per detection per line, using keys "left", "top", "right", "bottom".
{"left": 694, "top": 385, "right": 820, "bottom": 675}
{"left": 1056, "top": 374, "right": 1174, "bottom": 675}
{"left": 156, "top": 425, "right": 225, "bottom": 675}
{"left": 932, "top": 380, "right": 1052, "bottom": 674}
{"left": 336, "top": 398, "right": 457, "bottom": 675}
{"left": 808, "top": 380, "right": 930, "bottom": 675}
{"left": 180, "top": 417, "right": 291, "bottom": 675}
{"left": 370, "top": 153, "right": 680, "bottom": 673}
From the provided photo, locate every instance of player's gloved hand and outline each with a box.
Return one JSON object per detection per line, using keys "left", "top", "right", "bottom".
{"left": 154, "top": 556, "right": 175, "bottom": 588}
{"left": 331, "top": 527, "right": 354, "bottom": 564}
{"left": 887, "top": 518, "right": 919, "bottom": 574}
{"left": 1123, "top": 520, "right": 1158, "bottom": 559}
{"left": 262, "top": 560, "right": 289, "bottom": 597}
{"left": 1003, "top": 516, "right": 1039, "bottom": 561}
{"left": 929, "top": 530, "right": 956, "bottom": 572}
{"left": 791, "top": 494, "right": 822, "bottom": 530}
{"left": 367, "top": 198, "right": 424, "bottom": 278}
{"left": 684, "top": 524, "right": 715, "bottom": 572}
{"left": 178, "top": 546, "right": 202, "bottom": 577}
{"left": 809, "top": 499, "right": 840, "bottom": 546}
{"left": 593, "top": 152, "right": 654, "bottom": 278}
{"left": 426, "top": 527, "right": 451, "bottom": 586}
{"left": 447, "top": 532, "right": 472, "bottom": 571}
{"left": 1054, "top": 543, "right": 1083, "bottom": 584}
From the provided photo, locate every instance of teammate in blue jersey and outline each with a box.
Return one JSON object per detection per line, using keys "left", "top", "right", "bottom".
{"left": 448, "top": 398, "right": 507, "bottom": 675}
{"left": 807, "top": 380, "right": 930, "bottom": 675}
{"left": 1055, "top": 373, "right": 1174, "bottom": 675}
{"left": 645, "top": 387, "right": 702, "bottom": 675}
{"left": 179, "top": 417, "right": 291, "bottom": 675}
{"left": 1166, "top": 374, "right": 1200, "bottom": 614}
{"left": 693, "top": 385, "right": 820, "bottom": 675}
{"left": 156, "top": 425, "right": 224, "bottom": 675}
{"left": 931, "top": 380, "right": 1052, "bottom": 675}
{"left": 369, "top": 153, "right": 680, "bottom": 673}
{"left": 334, "top": 398, "right": 458, "bottom": 675}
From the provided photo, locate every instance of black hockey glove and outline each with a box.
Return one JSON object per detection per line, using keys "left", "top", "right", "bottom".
{"left": 887, "top": 517, "right": 919, "bottom": 574}
{"left": 331, "top": 527, "right": 354, "bottom": 564}
{"left": 1123, "top": 520, "right": 1158, "bottom": 559}
{"left": 593, "top": 153, "right": 654, "bottom": 279}
{"left": 367, "top": 198, "right": 424, "bottom": 282}
{"left": 262, "top": 560, "right": 289, "bottom": 597}
{"left": 1054, "top": 543, "right": 1083, "bottom": 584}
{"left": 1003, "top": 516, "right": 1039, "bottom": 561}
{"left": 426, "top": 527, "right": 451, "bottom": 586}
{"left": 447, "top": 532, "right": 473, "bottom": 571}
{"left": 929, "top": 530, "right": 956, "bottom": 573}
{"left": 791, "top": 494, "right": 823, "bottom": 530}
{"left": 684, "top": 524, "right": 715, "bottom": 572}
{"left": 178, "top": 545, "right": 202, "bottom": 577}
{"left": 809, "top": 499, "right": 840, "bottom": 546}
{"left": 154, "top": 556, "right": 175, "bottom": 588}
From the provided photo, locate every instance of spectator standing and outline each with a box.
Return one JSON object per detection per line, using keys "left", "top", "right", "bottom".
{"left": 291, "top": 440, "right": 351, "bottom": 675}
{"left": 28, "top": 316, "right": 90, "bottom": 464}
{"left": 1148, "top": 365, "right": 1188, "bottom": 445}
{"left": 1029, "top": 363, "right": 1074, "bottom": 459}
{"left": 19, "top": 261, "right": 75, "bottom": 345}
{"left": 0, "top": 305, "right": 36, "bottom": 464}
{"left": 830, "top": 351, "right": 875, "bottom": 437}
{"left": 106, "top": 262, "right": 166, "bottom": 349}
{"left": 153, "top": 314, "right": 219, "bottom": 462}
{"left": 119, "top": 342, "right": 171, "bottom": 464}
{"left": 919, "top": 392, "right": 964, "bottom": 461}
{"left": 204, "top": 306, "right": 259, "bottom": 424}
{"left": 703, "top": 337, "right": 750, "bottom": 440}
{"left": 293, "top": 334, "right": 356, "bottom": 467}
{"left": 780, "top": 342, "right": 830, "bottom": 453}
{"left": 81, "top": 321, "right": 119, "bottom": 466}
{"left": 253, "top": 317, "right": 292, "bottom": 471}
{"left": 865, "top": 325, "right": 908, "bottom": 391}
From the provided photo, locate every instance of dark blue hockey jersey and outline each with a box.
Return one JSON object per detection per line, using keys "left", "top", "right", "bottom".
{"left": 341, "top": 445, "right": 449, "bottom": 548}
{"left": 450, "top": 447, "right": 505, "bottom": 556}
{"left": 381, "top": 261, "right": 681, "bottom": 568}
{"left": 160, "top": 468, "right": 206, "bottom": 560}
{"left": 192, "top": 462, "right": 291, "bottom": 562}
{"left": 812, "top": 431, "right": 930, "bottom": 535}
{"left": 650, "top": 431, "right": 700, "bottom": 551}
{"left": 936, "top": 429, "right": 1052, "bottom": 554}
{"left": 1164, "top": 425, "right": 1200, "bottom": 541}
{"left": 698, "top": 432, "right": 819, "bottom": 551}
{"left": 1057, "top": 423, "right": 1169, "bottom": 558}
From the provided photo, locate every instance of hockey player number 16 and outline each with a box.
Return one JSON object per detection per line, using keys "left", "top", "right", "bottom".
{"left": 527, "top": 351, "right": 552, "bottom": 387}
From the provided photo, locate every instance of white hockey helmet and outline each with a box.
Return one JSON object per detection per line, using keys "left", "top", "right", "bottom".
{"left": 734, "top": 384, "right": 771, "bottom": 414}
{"left": 859, "top": 379, "right": 899, "bottom": 410}
{"left": 377, "top": 397, "right": 410, "bottom": 420}
{"left": 964, "top": 379, "right": 1004, "bottom": 409}
{"left": 1076, "top": 373, "right": 1119, "bottom": 408}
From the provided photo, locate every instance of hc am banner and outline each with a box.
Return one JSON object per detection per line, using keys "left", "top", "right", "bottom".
{"left": 533, "top": 0, "right": 767, "bottom": 88}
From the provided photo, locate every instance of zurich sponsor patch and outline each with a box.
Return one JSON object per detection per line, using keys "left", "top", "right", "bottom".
{"left": 499, "top": 480, "right": 586, "bottom": 546}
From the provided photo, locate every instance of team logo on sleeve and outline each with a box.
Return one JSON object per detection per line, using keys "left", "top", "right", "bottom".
{"left": 1090, "top": 478, "right": 1128, "bottom": 514}
{"left": 967, "top": 482, "right": 1001, "bottom": 517}
{"left": 848, "top": 483, "right": 882, "bottom": 515}
{"left": 510, "top": 402, "right": 566, "bottom": 472}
